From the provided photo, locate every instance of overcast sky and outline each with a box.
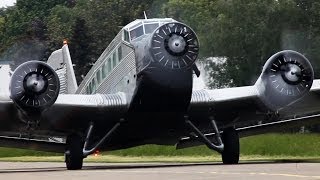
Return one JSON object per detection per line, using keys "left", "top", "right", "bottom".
{"left": 0, "top": 0, "right": 16, "bottom": 8}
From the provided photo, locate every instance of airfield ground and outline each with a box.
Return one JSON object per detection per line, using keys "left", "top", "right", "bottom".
{"left": 0, "top": 162, "right": 318, "bottom": 180}
{"left": 0, "top": 134, "right": 319, "bottom": 179}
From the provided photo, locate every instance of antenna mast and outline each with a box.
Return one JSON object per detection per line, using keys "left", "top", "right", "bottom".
{"left": 144, "top": 11, "right": 148, "bottom": 19}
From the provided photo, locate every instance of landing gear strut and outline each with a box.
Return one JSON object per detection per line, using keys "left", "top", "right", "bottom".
{"left": 184, "top": 116, "right": 240, "bottom": 164}
{"left": 184, "top": 116, "right": 224, "bottom": 153}
{"left": 65, "top": 120, "right": 122, "bottom": 170}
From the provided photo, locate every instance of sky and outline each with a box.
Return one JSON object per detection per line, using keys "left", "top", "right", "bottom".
{"left": 0, "top": 0, "right": 16, "bottom": 8}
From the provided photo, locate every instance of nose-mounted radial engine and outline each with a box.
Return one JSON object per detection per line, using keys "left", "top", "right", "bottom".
{"left": 150, "top": 22, "right": 199, "bottom": 69}
{"left": 10, "top": 61, "right": 60, "bottom": 119}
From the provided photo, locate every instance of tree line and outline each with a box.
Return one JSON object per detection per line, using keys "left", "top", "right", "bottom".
{"left": 0, "top": 0, "right": 319, "bottom": 87}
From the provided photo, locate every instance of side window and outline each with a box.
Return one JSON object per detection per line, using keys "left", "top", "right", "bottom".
{"left": 89, "top": 82, "right": 93, "bottom": 94}
{"left": 112, "top": 52, "right": 117, "bottom": 68}
{"left": 118, "top": 46, "right": 122, "bottom": 61}
{"left": 86, "top": 86, "right": 89, "bottom": 94}
{"left": 124, "top": 30, "right": 130, "bottom": 42}
{"left": 108, "top": 57, "right": 112, "bottom": 72}
{"left": 97, "top": 69, "right": 102, "bottom": 84}
{"left": 92, "top": 78, "right": 97, "bottom": 93}
{"left": 102, "top": 62, "right": 107, "bottom": 79}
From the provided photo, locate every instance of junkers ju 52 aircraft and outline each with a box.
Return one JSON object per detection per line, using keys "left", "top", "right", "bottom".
{"left": 0, "top": 18, "right": 320, "bottom": 170}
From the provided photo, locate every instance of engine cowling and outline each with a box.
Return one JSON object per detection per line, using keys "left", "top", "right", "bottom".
{"left": 10, "top": 61, "right": 60, "bottom": 114}
{"left": 149, "top": 22, "right": 199, "bottom": 69}
{"left": 255, "top": 50, "right": 314, "bottom": 111}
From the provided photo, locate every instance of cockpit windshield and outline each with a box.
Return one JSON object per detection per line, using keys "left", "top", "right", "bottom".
{"left": 125, "top": 18, "right": 175, "bottom": 42}
{"left": 144, "top": 23, "right": 159, "bottom": 34}
{"left": 129, "top": 23, "right": 159, "bottom": 41}
{"left": 130, "top": 25, "right": 144, "bottom": 40}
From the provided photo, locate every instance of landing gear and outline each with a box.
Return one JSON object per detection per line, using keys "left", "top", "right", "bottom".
{"left": 64, "top": 121, "right": 122, "bottom": 170}
{"left": 184, "top": 116, "right": 224, "bottom": 153}
{"left": 65, "top": 134, "right": 84, "bottom": 170}
{"left": 184, "top": 116, "right": 240, "bottom": 164}
{"left": 221, "top": 128, "right": 239, "bottom": 164}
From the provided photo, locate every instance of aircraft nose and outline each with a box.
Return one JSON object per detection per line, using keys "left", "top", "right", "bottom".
{"left": 150, "top": 22, "right": 199, "bottom": 70}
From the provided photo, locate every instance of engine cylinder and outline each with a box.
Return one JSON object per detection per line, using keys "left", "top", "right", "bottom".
{"left": 10, "top": 61, "right": 60, "bottom": 113}
{"left": 255, "top": 50, "right": 314, "bottom": 111}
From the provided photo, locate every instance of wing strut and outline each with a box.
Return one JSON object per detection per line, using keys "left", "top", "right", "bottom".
{"left": 184, "top": 116, "right": 224, "bottom": 153}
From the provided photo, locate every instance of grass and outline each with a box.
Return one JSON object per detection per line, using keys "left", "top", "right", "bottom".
{"left": 107, "top": 133, "right": 320, "bottom": 157}
{"left": 240, "top": 133, "right": 320, "bottom": 157}
{"left": 0, "top": 133, "right": 319, "bottom": 162}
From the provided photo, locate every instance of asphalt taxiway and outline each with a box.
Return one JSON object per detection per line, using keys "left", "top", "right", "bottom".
{"left": 0, "top": 162, "right": 318, "bottom": 180}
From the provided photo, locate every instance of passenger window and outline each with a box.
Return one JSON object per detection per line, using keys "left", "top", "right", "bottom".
{"left": 97, "top": 69, "right": 102, "bottom": 84}
{"left": 113, "top": 52, "right": 117, "bottom": 68}
{"left": 92, "top": 78, "right": 97, "bottom": 93}
{"left": 89, "top": 82, "right": 93, "bottom": 94}
{"left": 145, "top": 23, "right": 159, "bottom": 34}
{"left": 108, "top": 58, "right": 112, "bottom": 72}
{"left": 130, "top": 25, "right": 144, "bottom": 40}
{"left": 118, "top": 46, "right": 122, "bottom": 61}
{"left": 102, "top": 62, "right": 107, "bottom": 79}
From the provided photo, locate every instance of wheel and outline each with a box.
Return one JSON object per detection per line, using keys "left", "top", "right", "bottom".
{"left": 221, "top": 128, "right": 239, "bottom": 164}
{"left": 65, "top": 134, "right": 84, "bottom": 170}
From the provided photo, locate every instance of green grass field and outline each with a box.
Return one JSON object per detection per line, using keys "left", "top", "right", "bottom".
{"left": 0, "top": 133, "right": 318, "bottom": 162}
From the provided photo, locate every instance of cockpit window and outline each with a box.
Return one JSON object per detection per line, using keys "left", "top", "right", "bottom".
{"left": 144, "top": 23, "right": 159, "bottom": 34}
{"left": 130, "top": 25, "right": 144, "bottom": 40}
{"left": 123, "top": 30, "right": 130, "bottom": 42}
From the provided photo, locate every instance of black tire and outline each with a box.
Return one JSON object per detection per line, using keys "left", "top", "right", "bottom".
{"left": 221, "top": 128, "right": 239, "bottom": 164}
{"left": 65, "top": 134, "right": 84, "bottom": 170}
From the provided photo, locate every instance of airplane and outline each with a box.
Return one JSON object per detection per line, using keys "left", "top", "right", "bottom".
{"left": 0, "top": 17, "right": 320, "bottom": 170}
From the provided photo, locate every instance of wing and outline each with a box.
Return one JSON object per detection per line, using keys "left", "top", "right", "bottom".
{"left": 0, "top": 92, "right": 129, "bottom": 153}
{"left": 189, "top": 79, "right": 320, "bottom": 125}
{"left": 181, "top": 80, "right": 320, "bottom": 149}
{"left": 0, "top": 92, "right": 129, "bottom": 130}
{"left": 279, "top": 79, "right": 320, "bottom": 115}
{"left": 189, "top": 50, "right": 319, "bottom": 129}
{"left": 42, "top": 93, "right": 129, "bottom": 128}
{"left": 189, "top": 85, "right": 259, "bottom": 114}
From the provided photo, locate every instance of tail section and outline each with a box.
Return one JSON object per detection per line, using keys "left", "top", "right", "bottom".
{"left": 47, "top": 44, "right": 78, "bottom": 94}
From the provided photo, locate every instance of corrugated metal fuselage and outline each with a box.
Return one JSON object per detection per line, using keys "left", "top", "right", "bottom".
{"left": 77, "top": 34, "right": 195, "bottom": 149}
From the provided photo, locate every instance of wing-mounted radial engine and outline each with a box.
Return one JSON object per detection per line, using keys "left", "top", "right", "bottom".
{"left": 10, "top": 61, "right": 60, "bottom": 118}
{"left": 255, "top": 50, "right": 314, "bottom": 111}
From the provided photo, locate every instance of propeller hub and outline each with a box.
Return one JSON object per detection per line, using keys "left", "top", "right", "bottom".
{"left": 284, "top": 64, "right": 301, "bottom": 83}
{"left": 24, "top": 73, "right": 47, "bottom": 94}
{"left": 167, "top": 35, "right": 186, "bottom": 54}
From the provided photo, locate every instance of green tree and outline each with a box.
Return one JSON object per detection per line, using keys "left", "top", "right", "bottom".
{"left": 46, "top": 5, "right": 75, "bottom": 52}
{"left": 163, "top": 0, "right": 320, "bottom": 88}
{"left": 0, "top": 0, "right": 67, "bottom": 64}
{"left": 69, "top": 18, "right": 91, "bottom": 83}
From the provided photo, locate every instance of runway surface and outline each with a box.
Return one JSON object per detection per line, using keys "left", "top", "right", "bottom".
{"left": 0, "top": 162, "right": 318, "bottom": 180}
